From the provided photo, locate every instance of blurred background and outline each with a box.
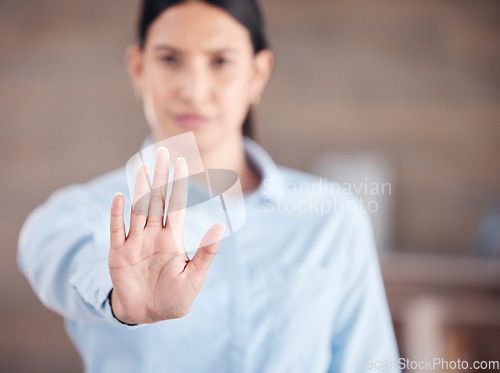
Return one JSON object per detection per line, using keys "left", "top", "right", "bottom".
{"left": 1, "top": 0, "right": 499, "bottom": 372}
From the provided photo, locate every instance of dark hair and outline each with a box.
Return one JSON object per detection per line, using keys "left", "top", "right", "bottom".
{"left": 137, "top": 0, "right": 270, "bottom": 139}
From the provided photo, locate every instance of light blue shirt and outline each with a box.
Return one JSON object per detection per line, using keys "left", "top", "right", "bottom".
{"left": 18, "top": 135, "right": 400, "bottom": 373}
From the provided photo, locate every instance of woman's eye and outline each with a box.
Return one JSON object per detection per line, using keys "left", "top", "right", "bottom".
{"left": 160, "top": 55, "right": 178, "bottom": 64}
{"left": 213, "top": 57, "right": 230, "bottom": 66}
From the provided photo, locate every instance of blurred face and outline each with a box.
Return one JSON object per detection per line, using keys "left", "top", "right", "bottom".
{"left": 126, "top": 1, "right": 273, "bottom": 151}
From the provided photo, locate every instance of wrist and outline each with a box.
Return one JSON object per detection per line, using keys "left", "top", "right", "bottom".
{"left": 109, "top": 289, "right": 138, "bottom": 326}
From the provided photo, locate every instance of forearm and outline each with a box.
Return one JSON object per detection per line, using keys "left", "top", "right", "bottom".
{"left": 17, "top": 185, "right": 138, "bottom": 328}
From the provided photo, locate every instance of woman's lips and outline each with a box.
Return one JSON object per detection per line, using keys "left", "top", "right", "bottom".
{"left": 173, "top": 113, "right": 210, "bottom": 130}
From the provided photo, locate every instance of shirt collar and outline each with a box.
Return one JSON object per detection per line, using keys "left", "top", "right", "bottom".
{"left": 138, "top": 133, "right": 285, "bottom": 206}
{"left": 242, "top": 136, "right": 285, "bottom": 205}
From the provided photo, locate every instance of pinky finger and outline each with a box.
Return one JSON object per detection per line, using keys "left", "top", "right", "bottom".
{"left": 110, "top": 192, "right": 126, "bottom": 250}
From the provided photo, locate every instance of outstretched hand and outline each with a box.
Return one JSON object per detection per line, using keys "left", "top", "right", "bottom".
{"left": 108, "top": 147, "right": 225, "bottom": 324}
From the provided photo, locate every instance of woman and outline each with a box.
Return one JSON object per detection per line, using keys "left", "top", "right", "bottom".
{"left": 18, "top": 1, "right": 400, "bottom": 372}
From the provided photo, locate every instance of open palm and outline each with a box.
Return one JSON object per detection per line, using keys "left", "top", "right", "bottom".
{"left": 108, "top": 147, "right": 225, "bottom": 324}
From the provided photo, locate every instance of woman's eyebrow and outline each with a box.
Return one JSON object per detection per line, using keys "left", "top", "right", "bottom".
{"left": 153, "top": 44, "right": 239, "bottom": 54}
{"left": 204, "top": 48, "right": 239, "bottom": 54}
{"left": 153, "top": 44, "right": 182, "bottom": 53}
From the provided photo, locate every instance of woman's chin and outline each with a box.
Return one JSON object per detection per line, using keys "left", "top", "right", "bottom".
{"left": 191, "top": 129, "right": 222, "bottom": 152}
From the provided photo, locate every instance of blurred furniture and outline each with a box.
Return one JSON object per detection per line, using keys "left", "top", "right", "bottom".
{"left": 382, "top": 253, "right": 500, "bottom": 373}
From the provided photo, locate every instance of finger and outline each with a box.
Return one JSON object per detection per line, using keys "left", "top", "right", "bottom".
{"left": 110, "top": 192, "right": 125, "bottom": 250}
{"left": 185, "top": 223, "right": 225, "bottom": 291}
{"left": 147, "top": 147, "right": 170, "bottom": 228}
{"left": 129, "top": 163, "right": 150, "bottom": 237}
{"left": 165, "top": 157, "right": 188, "bottom": 233}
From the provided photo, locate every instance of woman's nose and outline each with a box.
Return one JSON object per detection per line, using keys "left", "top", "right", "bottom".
{"left": 177, "top": 64, "right": 212, "bottom": 105}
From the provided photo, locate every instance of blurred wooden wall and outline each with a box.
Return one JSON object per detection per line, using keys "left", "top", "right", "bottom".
{"left": 1, "top": 0, "right": 499, "bottom": 371}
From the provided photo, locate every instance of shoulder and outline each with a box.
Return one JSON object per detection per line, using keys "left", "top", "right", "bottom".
{"left": 273, "top": 165, "right": 374, "bottom": 243}
{"left": 274, "top": 165, "right": 367, "bottom": 217}
{"left": 55, "top": 166, "right": 125, "bottom": 199}
{"left": 18, "top": 166, "right": 126, "bottom": 252}
{"left": 34, "top": 166, "right": 127, "bottom": 220}
{"left": 264, "top": 165, "right": 377, "bottom": 267}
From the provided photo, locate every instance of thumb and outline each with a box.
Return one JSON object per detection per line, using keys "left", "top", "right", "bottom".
{"left": 185, "top": 223, "right": 225, "bottom": 291}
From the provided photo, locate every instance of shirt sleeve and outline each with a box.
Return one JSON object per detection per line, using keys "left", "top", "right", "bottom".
{"left": 328, "top": 205, "right": 401, "bottom": 373}
{"left": 17, "top": 184, "right": 141, "bottom": 328}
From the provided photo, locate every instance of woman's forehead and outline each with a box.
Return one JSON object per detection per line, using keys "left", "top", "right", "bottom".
{"left": 146, "top": 2, "right": 252, "bottom": 51}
